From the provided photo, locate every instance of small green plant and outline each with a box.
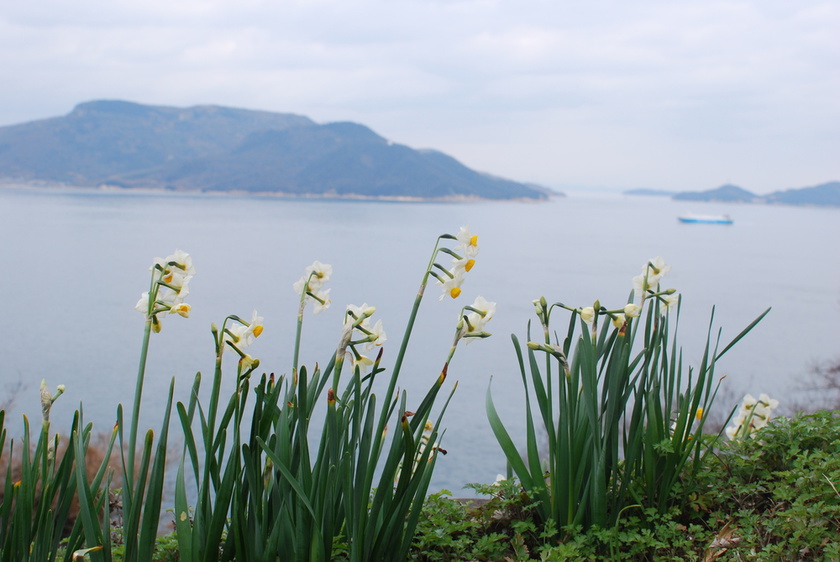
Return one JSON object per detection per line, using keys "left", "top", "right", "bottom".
{"left": 487, "top": 257, "right": 769, "bottom": 531}
{"left": 697, "top": 410, "right": 840, "bottom": 559}
{"left": 0, "top": 382, "right": 117, "bottom": 562}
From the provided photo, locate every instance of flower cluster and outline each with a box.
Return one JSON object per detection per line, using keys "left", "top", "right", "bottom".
{"left": 562, "top": 258, "right": 678, "bottom": 334}
{"left": 219, "top": 311, "right": 265, "bottom": 369}
{"left": 631, "top": 256, "right": 679, "bottom": 309}
{"left": 434, "top": 226, "right": 479, "bottom": 300}
{"left": 135, "top": 249, "right": 195, "bottom": 331}
{"left": 725, "top": 393, "right": 780, "bottom": 440}
{"left": 293, "top": 260, "right": 332, "bottom": 314}
{"left": 342, "top": 303, "right": 387, "bottom": 372}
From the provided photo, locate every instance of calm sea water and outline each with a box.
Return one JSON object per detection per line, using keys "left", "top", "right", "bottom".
{"left": 1, "top": 187, "right": 838, "bottom": 493}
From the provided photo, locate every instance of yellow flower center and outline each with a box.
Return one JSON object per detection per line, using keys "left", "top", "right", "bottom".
{"left": 465, "top": 259, "right": 475, "bottom": 272}
{"left": 450, "top": 287, "right": 462, "bottom": 299}
{"left": 469, "top": 234, "right": 478, "bottom": 246}
{"left": 253, "top": 325, "right": 264, "bottom": 338}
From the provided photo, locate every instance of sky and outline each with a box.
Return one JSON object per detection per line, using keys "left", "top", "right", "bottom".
{"left": 1, "top": 0, "right": 838, "bottom": 193}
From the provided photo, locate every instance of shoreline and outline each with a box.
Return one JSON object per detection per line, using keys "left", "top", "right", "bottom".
{"left": 0, "top": 181, "right": 555, "bottom": 203}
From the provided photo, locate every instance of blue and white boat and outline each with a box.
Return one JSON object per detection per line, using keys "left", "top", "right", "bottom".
{"left": 678, "top": 213, "right": 733, "bottom": 225}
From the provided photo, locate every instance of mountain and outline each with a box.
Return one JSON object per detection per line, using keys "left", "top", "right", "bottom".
{"left": 761, "top": 181, "right": 840, "bottom": 206}
{"left": 668, "top": 182, "right": 840, "bottom": 207}
{"left": 672, "top": 184, "right": 758, "bottom": 203}
{"left": 0, "top": 100, "right": 548, "bottom": 201}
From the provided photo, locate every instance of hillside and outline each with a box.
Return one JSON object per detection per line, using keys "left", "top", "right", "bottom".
{"left": 672, "top": 184, "right": 758, "bottom": 203}
{"left": 666, "top": 182, "right": 840, "bottom": 207}
{"left": 0, "top": 100, "right": 547, "bottom": 201}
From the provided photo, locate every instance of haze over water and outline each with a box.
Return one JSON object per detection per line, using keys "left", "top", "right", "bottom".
{"left": 1, "top": 187, "right": 838, "bottom": 492}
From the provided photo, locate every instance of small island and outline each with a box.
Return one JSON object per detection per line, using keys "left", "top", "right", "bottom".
{"left": 627, "top": 181, "right": 840, "bottom": 207}
{"left": 0, "top": 100, "right": 550, "bottom": 202}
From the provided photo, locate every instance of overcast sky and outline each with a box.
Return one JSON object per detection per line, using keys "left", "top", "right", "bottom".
{"left": 1, "top": 0, "right": 837, "bottom": 193}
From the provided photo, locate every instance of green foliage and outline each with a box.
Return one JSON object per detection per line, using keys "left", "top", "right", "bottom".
{"left": 694, "top": 410, "right": 840, "bottom": 559}
{"left": 406, "top": 411, "right": 840, "bottom": 560}
{"left": 487, "top": 262, "right": 769, "bottom": 531}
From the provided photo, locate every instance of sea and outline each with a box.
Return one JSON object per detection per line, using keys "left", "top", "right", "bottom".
{"left": 1, "top": 186, "right": 838, "bottom": 494}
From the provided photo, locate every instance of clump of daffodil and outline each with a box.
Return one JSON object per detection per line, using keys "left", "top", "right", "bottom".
{"left": 429, "top": 225, "right": 479, "bottom": 300}
{"left": 134, "top": 249, "right": 195, "bottom": 332}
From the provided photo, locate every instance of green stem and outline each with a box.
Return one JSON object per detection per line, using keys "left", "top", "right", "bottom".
{"left": 293, "top": 293, "right": 306, "bottom": 373}
{"left": 127, "top": 316, "right": 153, "bottom": 492}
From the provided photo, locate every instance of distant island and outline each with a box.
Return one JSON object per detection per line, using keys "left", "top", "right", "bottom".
{"left": 0, "top": 100, "right": 550, "bottom": 201}
{"left": 626, "top": 182, "right": 840, "bottom": 207}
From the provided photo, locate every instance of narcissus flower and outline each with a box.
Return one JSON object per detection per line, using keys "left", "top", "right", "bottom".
{"left": 662, "top": 292, "right": 680, "bottom": 311}
{"left": 580, "top": 307, "right": 596, "bottom": 325}
{"left": 455, "top": 225, "right": 479, "bottom": 258}
{"left": 135, "top": 249, "right": 195, "bottom": 330}
{"left": 225, "top": 311, "right": 265, "bottom": 351}
{"left": 465, "top": 296, "right": 496, "bottom": 335}
{"left": 293, "top": 260, "right": 332, "bottom": 294}
{"left": 632, "top": 256, "right": 671, "bottom": 294}
{"left": 725, "top": 393, "right": 780, "bottom": 440}
{"left": 438, "top": 268, "right": 465, "bottom": 300}
{"left": 343, "top": 303, "right": 384, "bottom": 372}
{"left": 169, "top": 303, "right": 191, "bottom": 318}
{"left": 294, "top": 261, "right": 333, "bottom": 313}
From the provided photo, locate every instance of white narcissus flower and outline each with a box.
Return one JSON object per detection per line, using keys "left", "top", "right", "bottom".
{"left": 364, "top": 319, "right": 387, "bottom": 350}
{"left": 465, "top": 296, "right": 496, "bottom": 334}
{"left": 169, "top": 303, "right": 191, "bottom": 318}
{"left": 294, "top": 261, "right": 333, "bottom": 312}
{"left": 225, "top": 311, "right": 264, "bottom": 351}
{"left": 632, "top": 256, "right": 671, "bottom": 294}
{"left": 438, "top": 268, "right": 465, "bottom": 300}
{"left": 345, "top": 303, "right": 375, "bottom": 329}
{"left": 611, "top": 313, "right": 626, "bottom": 329}
{"left": 726, "top": 393, "right": 780, "bottom": 440}
{"left": 350, "top": 352, "right": 375, "bottom": 372}
{"left": 662, "top": 293, "right": 680, "bottom": 311}
{"left": 294, "top": 260, "right": 332, "bottom": 294}
{"left": 135, "top": 292, "right": 150, "bottom": 313}
{"left": 455, "top": 226, "right": 479, "bottom": 258}
{"left": 311, "top": 289, "right": 331, "bottom": 314}
{"left": 580, "top": 307, "right": 596, "bottom": 325}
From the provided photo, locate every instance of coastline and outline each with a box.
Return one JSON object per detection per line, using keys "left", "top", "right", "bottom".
{"left": 0, "top": 180, "right": 556, "bottom": 203}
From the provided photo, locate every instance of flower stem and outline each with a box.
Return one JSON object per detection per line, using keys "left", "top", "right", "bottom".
{"left": 127, "top": 315, "right": 153, "bottom": 491}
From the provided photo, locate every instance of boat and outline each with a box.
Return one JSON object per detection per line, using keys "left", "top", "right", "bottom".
{"left": 678, "top": 213, "right": 733, "bottom": 225}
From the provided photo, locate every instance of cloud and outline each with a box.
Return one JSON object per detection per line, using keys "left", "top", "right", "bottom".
{"left": 0, "top": 0, "right": 838, "bottom": 191}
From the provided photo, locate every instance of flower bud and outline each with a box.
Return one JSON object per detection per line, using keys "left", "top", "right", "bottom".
{"left": 624, "top": 303, "right": 641, "bottom": 318}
